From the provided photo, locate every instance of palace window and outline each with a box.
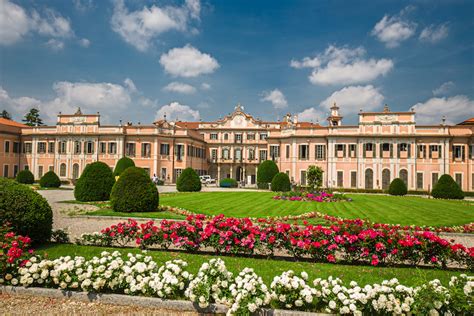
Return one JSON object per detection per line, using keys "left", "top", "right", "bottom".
{"left": 335, "top": 144, "right": 345, "bottom": 157}
{"left": 175, "top": 144, "right": 184, "bottom": 161}
{"left": 74, "top": 141, "right": 81, "bottom": 154}
{"left": 453, "top": 145, "right": 464, "bottom": 160}
{"left": 222, "top": 148, "right": 230, "bottom": 159}
{"left": 416, "top": 172, "right": 423, "bottom": 190}
{"left": 85, "top": 141, "right": 94, "bottom": 154}
{"left": 248, "top": 148, "right": 255, "bottom": 160}
{"left": 13, "top": 142, "right": 20, "bottom": 153}
{"left": 315, "top": 145, "right": 326, "bottom": 160}
{"left": 210, "top": 133, "right": 218, "bottom": 140}
{"left": 126, "top": 143, "right": 136, "bottom": 157}
{"left": 160, "top": 143, "right": 170, "bottom": 155}
{"left": 58, "top": 141, "right": 66, "bottom": 154}
{"left": 235, "top": 133, "right": 242, "bottom": 143}
{"left": 259, "top": 133, "right": 268, "bottom": 140}
{"left": 37, "top": 142, "right": 46, "bottom": 154}
{"left": 259, "top": 149, "right": 267, "bottom": 161}
{"left": 247, "top": 133, "right": 255, "bottom": 140}
{"left": 349, "top": 144, "right": 357, "bottom": 158}
{"left": 270, "top": 145, "right": 280, "bottom": 160}
{"left": 286, "top": 144, "right": 290, "bottom": 159}
{"left": 429, "top": 145, "right": 441, "bottom": 159}
{"left": 108, "top": 142, "right": 117, "bottom": 154}
{"left": 4, "top": 141, "right": 10, "bottom": 153}
{"left": 455, "top": 173, "right": 462, "bottom": 187}
{"left": 224, "top": 133, "right": 229, "bottom": 140}
{"left": 399, "top": 143, "right": 408, "bottom": 151}
{"left": 24, "top": 142, "right": 32, "bottom": 154}
{"left": 432, "top": 173, "right": 439, "bottom": 188}
{"left": 365, "top": 143, "right": 373, "bottom": 151}
{"left": 235, "top": 148, "right": 242, "bottom": 160}
{"left": 99, "top": 142, "right": 107, "bottom": 154}
{"left": 382, "top": 143, "right": 390, "bottom": 151}
{"left": 211, "top": 149, "right": 217, "bottom": 160}
{"left": 350, "top": 171, "right": 357, "bottom": 188}
{"left": 141, "top": 143, "right": 151, "bottom": 158}
{"left": 38, "top": 166, "right": 43, "bottom": 178}
{"left": 298, "top": 144, "right": 309, "bottom": 160}
{"left": 48, "top": 142, "right": 55, "bottom": 154}
{"left": 417, "top": 145, "right": 426, "bottom": 159}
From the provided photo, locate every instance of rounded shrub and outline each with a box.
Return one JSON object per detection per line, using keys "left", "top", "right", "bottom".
{"left": 219, "top": 178, "right": 238, "bottom": 188}
{"left": 110, "top": 167, "right": 159, "bottom": 212}
{"left": 176, "top": 168, "right": 202, "bottom": 192}
{"left": 113, "top": 157, "right": 135, "bottom": 177}
{"left": 39, "top": 171, "right": 61, "bottom": 188}
{"left": 271, "top": 172, "right": 291, "bottom": 192}
{"left": 431, "top": 174, "right": 464, "bottom": 200}
{"left": 388, "top": 178, "right": 407, "bottom": 196}
{"left": 16, "top": 169, "right": 34, "bottom": 184}
{"left": 257, "top": 160, "right": 279, "bottom": 189}
{"left": 74, "top": 162, "right": 115, "bottom": 202}
{"left": 0, "top": 178, "right": 53, "bottom": 244}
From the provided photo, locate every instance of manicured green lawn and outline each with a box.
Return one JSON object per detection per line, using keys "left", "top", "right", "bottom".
{"left": 37, "top": 243, "right": 465, "bottom": 287}
{"left": 72, "top": 191, "right": 474, "bottom": 227}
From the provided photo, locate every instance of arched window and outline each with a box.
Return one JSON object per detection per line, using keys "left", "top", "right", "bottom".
{"left": 399, "top": 169, "right": 408, "bottom": 186}
{"left": 224, "top": 133, "right": 229, "bottom": 140}
{"left": 72, "top": 164, "right": 80, "bottom": 179}
{"left": 382, "top": 169, "right": 391, "bottom": 190}
{"left": 59, "top": 163, "right": 67, "bottom": 177}
{"left": 365, "top": 168, "right": 373, "bottom": 189}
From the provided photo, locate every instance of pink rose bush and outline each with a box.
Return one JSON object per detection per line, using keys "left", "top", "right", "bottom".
{"left": 273, "top": 191, "right": 351, "bottom": 202}
{"left": 77, "top": 215, "right": 474, "bottom": 269}
{"left": 0, "top": 225, "right": 33, "bottom": 283}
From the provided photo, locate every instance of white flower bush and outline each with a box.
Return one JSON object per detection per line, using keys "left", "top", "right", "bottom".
{"left": 2, "top": 250, "right": 473, "bottom": 315}
{"left": 185, "top": 258, "right": 234, "bottom": 308}
{"left": 228, "top": 268, "right": 271, "bottom": 315}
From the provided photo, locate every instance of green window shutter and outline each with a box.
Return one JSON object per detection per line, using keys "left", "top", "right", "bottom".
{"left": 407, "top": 144, "right": 411, "bottom": 158}
{"left": 390, "top": 144, "right": 393, "bottom": 158}
{"left": 379, "top": 144, "right": 383, "bottom": 158}
{"left": 343, "top": 144, "right": 346, "bottom": 157}
{"left": 397, "top": 144, "right": 401, "bottom": 158}
{"left": 363, "top": 144, "right": 366, "bottom": 158}
{"left": 438, "top": 145, "right": 442, "bottom": 158}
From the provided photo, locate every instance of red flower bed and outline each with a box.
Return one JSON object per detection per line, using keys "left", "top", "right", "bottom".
{"left": 89, "top": 216, "right": 474, "bottom": 269}
{"left": 1, "top": 225, "right": 33, "bottom": 277}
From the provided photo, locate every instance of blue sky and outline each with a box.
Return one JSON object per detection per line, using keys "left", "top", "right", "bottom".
{"left": 0, "top": 0, "right": 473, "bottom": 125}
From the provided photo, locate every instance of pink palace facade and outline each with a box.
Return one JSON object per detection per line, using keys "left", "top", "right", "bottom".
{"left": 0, "top": 104, "right": 473, "bottom": 192}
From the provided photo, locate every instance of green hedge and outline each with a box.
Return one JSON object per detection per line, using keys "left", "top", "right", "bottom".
{"left": 271, "top": 172, "right": 291, "bottom": 192}
{"left": 39, "top": 171, "right": 61, "bottom": 188}
{"left": 16, "top": 169, "right": 34, "bottom": 184}
{"left": 74, "top": 162, "right": 115, "bottom": 202}
{"left": 0, "top": 178, "right": 52, "bottom": 244}
{"left": 110, "top": 167, "right": 159, "bottom": 212}
{"left": 257, "top": 160, "right": 279, "bottom": 189}
{"left": 113, "top": 157, "right": 135, "bottom": 177}
{"left": 176, "top": 168, "right": 202, "bottom": 192}
{"left": 431, "top": 174, "right": 464, "bottom": 200}
{"left": 388, "top": 178, "right": 407, "bottom": 196}
{"left": 219, "top": 178, "right": 238, "bottom": 188}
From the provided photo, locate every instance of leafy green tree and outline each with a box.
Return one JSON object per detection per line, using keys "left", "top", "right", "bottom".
{"left": 307, "top": 165, "right": 323, "bottom": 191}
{"left": 23, "top": 108, "right": 44, "bottom": 126}
{"left": 1, "top": 110, "right": 12, "bottom": 120}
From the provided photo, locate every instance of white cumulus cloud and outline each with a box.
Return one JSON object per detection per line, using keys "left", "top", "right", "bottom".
{"left": 292, "top": 45, "right": 393, "bottom": 86}
{"left": 159, "top": 44, "right": 219, "bottom": 77}
{"left": 163, "top": 82, "right": 197, "bottom": 94}
{"left": 0, "top": 0, "right": 30, "bottom": 45}
{"left": 200, "top": 82, "right": 211, "bottom": 90}
{"left": 260, "top": 89, "right": 288, "bottom": 109}
{"left": 78, "top": 38, "right": 90, "bottom": 47}
{"left": 320, "top": 85, "right": 384, "bottom": 114}
{"left": 155, "top": 101, "right": 200, "bottom": 121}
{"left": 111, "top": 0, "right": 201, "bottom": 52}
{"left": 371, "top": 7, "right": 416, "bottom": 48}
{"left": 419, "top": 24, "right": 449, "bottom": 43}
{"left": 297, "top": 107, "right": 325, "bottom": 123}
{"left": 432, "top": 81, "right": 455, "bottom": 96}
{"left": 412, "top": 95, "right": 474, "bottom": 125}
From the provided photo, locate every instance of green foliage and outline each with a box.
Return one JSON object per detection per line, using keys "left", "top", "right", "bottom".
{"left": 431, "top": 174, "right": 464, "bottom": 200}
{"left": 1, "top": 110, "right": 12, "bottom": 120}
{"left": 176, "top": 168, "right": 202, "bottom": 192}
{"left": 0, "top": 178, "right": 52, "bottom": 244}
{"left": 388, "top": 178, "right": 407, "bottom": 196}
{"left": 219, "top": 178, "right": 238, "bottom": 188}
{"left": 15, "top": 169, "right": 34, "bottom": 184}
{"left": 271, "top": 172, "right": 291, "bottom": 192}
{"left": 22, "top": 108, "right": 43, "bottom": 126}
{"left": 39, "top": 171, "right": 61, "bottom": 188}
{"left": 257, "top": 160, "right": 279, "bottom": 189}
{"left": 307, "top": 165, "right": 323, "bottom": 191}
{"left": 74, "top": 162, "right": 115, "bottom": 202}
{"left": 113, "top": 157, "right": 135, "bottom": 177}
{"left": 110, "top": 167, "right": 159, "bottom": 212}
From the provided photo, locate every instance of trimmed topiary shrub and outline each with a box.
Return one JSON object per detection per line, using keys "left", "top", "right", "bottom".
{"left": 74, "top": 162, "right": 115, "bottom": 202}
{"left": 113, "top": 157, "right": 135, "bottom": 177}
{"left": 110, "top": 167, "right": 159, "bottom": 212}
{"left": 388, "top": 178, "right": 407, "bottom": 196}
{"left": 39, "top": 171, "right": 61, "bottom": 188}
{"left": 271, "top": 172, "right": 291, "bottom": 192}
{"left": 16, "top": 169, "right": 34, "bottom": 184}
{"left": 176, "top": 168, "right": 202, "bottom": 192}
{"left": 219, "top": 178, "right": 238, "bottom": 188}
{"left": 257, "top": 160, "right": 279, "bottom": 189}
{"left": 0, "top": 178, "right": 53, "bottom": 244}
{"left": 431, "top": 174, "right": 464, "bottom": 200}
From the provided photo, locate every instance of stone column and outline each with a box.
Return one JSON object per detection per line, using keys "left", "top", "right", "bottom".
{"left": 217, "top": 164, "right": 221, "bottom": 181}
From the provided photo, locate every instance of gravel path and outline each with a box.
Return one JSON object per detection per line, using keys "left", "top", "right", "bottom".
{"left": 0, "top": 293, "right": 196, "bottom": 315}
{"left": 38, "top": 188, "right": 474, "bottom": 248}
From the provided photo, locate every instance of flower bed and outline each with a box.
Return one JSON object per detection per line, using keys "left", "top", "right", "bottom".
{"left": 0, "top": 225, "right": 33, "bottom": 278}
{"left": 1, "top": 250, "right": 472, "bottom": 315}
{"left": 272, "top": 191, "right": 351, "bottom": 202}
{"left": 76, "top": 215, "right": 474, "bottom": 269}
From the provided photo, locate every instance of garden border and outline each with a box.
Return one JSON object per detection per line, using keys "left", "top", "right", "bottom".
{"left": 0, "top": 286, "right": 332, "bottom": 316}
